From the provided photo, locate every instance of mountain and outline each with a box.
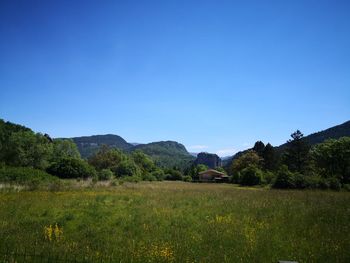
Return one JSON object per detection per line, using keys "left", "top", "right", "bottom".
{"left": 224, "top": 120, "right": 350, "bottom": 167}
{"left": 131, "top": 141, "right": 195, "bottom": 169}
{"left": 194, "top": 152, "right": 222, "bottom": 169}
{"left": 277, "top": 120, "right": 350, "bottom": 151}
{"left": 71, "top": 134, "right": 133, "bottom": 158}
{"left": 69, "top": 134, "right": 194, "bottom": 169}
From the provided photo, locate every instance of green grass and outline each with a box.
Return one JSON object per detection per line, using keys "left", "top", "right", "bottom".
{"left": 0, "top": 181, "right": 349, "bottom": 262}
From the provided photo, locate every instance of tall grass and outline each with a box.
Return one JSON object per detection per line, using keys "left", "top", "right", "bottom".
{"left": 0, "top": 182, "right": 349, "bottom": 262}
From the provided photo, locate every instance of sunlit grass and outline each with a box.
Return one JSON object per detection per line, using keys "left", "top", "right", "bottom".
{"left": 0, "top": 181, "right": 349, "bottom": 262}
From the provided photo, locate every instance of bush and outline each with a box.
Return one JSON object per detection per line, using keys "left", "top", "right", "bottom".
{"left": 318, "top": 178, "right": 330, "bottom": 189}
{"left": 47, "top": 158, "right": 96, "bottom": 179}
{"left": 151, "top": 169, "right": 165, "bottom": 181}
{"left": 272, "top": 165, "right": 296, "bottom": 189}
{"left": 263, "top": 171, "right": 276, "bottom": 184}
{"left": 182, "top": 175, "right": 192, "bottom": 182}
{"left": 231, "top": 172, "right": 240, "bottom": 184}
{"left": 120, "top": 176, "right": 141, "bottom": 183}
{"left": 343, "top": 184, "right": 350, "bottom": 192}
{"left": 328, "top": 177, "right": 341, "bottom": 191}
{"left": 114, "top": 160, "right": 140, "bottom": 177}
{"left": 0, "top": 166, "right": 59, "bottom": 189}
{"left": 239, "top": 166, "right": 263, "bottom": 186}
{"left": 142, "top": 173, "right": 157, "bottom": 181}
{"left": 164, "top": 169, "right": 183, "bottom": 181}
{"left": 98, "top": 169, "right": 113, "bottom": 181}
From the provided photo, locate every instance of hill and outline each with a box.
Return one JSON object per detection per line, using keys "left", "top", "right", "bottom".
{"left": 71, "top": 134, "right": 133, "bottom": 158}
{"left": 131, "top": 141, "right": 195, "bottom": 169}
{"left": 69, "top": 134, "right": 194, "bottom": 169}
{"left": 277, "top": 120, "right": 350, "bottom": 150}
{"left": 224, "top": 120, "right": 350, "bottom": 167}
{"left": 194, "top": 152, "right": 222, "bottom": 169}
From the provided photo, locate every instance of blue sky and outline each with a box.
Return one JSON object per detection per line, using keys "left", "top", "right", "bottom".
{"left": 1, "top": 0, "right": 349, "bottom": 156}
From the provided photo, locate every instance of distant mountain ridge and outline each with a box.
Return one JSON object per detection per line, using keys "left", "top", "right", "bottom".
{"left": 69, "top": 134, "right": 194, "bottom": 169}
{"left": 71, "top": 134, "right": 133, "bottom": 158}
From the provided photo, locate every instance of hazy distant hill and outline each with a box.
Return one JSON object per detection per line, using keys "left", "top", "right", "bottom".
{"left": 71, "top": 134, "right": 133, "bottom": 158}
{"left": 131, "top": 141, "right": 195, "bottom": 169}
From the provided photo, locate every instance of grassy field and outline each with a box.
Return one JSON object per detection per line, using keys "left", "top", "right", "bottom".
{"left": 0, "top": 182, "right": 349, "bottom": 262}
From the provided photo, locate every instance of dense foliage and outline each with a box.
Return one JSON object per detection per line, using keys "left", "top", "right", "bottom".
{"left": 0, "top": 166, "right": 57, "bottom": 185}
{"left": 228, "top": 130, "right": 350, "bottom": 190}
{"left": 46, "top": 158, "right": 97, "bottom": 179}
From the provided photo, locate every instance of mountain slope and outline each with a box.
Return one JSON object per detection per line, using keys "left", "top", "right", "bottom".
{"left": 224, "top": 120, "right": 350, "bottom": 167}
{"left": 277, "top": 120, "right": 350, "bottom": 150}
{"left": 131, "top": 141, "right": 195, "bottom": 169}
{"left": 71, "top": 134, "right": 133, "bottom": 158}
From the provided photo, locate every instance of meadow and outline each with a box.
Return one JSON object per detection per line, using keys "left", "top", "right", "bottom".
{"left": 0, "top": 182, "right": 349, "bottom": 262}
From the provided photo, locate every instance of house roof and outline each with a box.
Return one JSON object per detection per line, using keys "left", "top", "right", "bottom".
{"left": 198, "top": 169, "right": 226, "bottom": 176}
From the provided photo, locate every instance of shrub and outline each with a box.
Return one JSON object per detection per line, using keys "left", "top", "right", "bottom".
{"left": 142, "top": 173, "right": 157, "bottom": 181}
{"left": 98, "top": 169, "right": 113, "bottom": 181}
{"left": 230, "top": 172, "right": 240, "bottom": 184}
{"left": 343, "top": 184, "right": 350, "bottom": 192}
{"left": 151, "top": 169, "right": 165, "bottom": 181}
{"left": 120, "top": 176, "right": 141, "bottom": 183}
{"left": 47, "top": 158, "right": 96, "bottom": 179}
{"left": 272, "top": 165, "right": 296, "bottom": 189}
{"left": 293, "top": 174, "right": 321, "bottom": 189}
{"left": 182, "top": 175, "right": 192, "bottom": 182}
{"left": 263, "top": 171, "right": 276, "bottom": 184}
{"left": 239, "top": 166, "right": 263, "bottom": 186}
{"left": 0, "top": 166, "right": 59, "bottom": 189}
{"left": 164, "top": 169, "right": 183, "bottom": 181}
{"left": 318, "top": 178, "right": 330, "bottom": 189}
{"left": 328, "top": 177, "right": 341, "bottom": 191}
{"left": 114, "top": 160, "right": 140, "bottom": 177}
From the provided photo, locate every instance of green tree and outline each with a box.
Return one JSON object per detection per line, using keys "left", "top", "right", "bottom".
{"left": 230, "top": 150, "right": 262, "bottom": 175}
{"left": 88, "top": 145, "right": 126, "bottom": 171}
{"left": 283, "top": 130, "right": 310, "bottom": 173}
{"left": 114, "top": 159, "right": 141, "bottom": 177}
{"left": 132, "top": 150, "right": 156, "bottom": 173}
{"left": 164, "top": 168, "right": 183, "bottom": 181}
{"left": 6, "top": 131, "right": 53, "bottom": 169}
{"left": 253, "top": 141, "right": 265, "bottom": 157}
{"left": 47, "top": 158, "right": 96, "bottom": 179}
{"left": 262, "top": 143, "right": 277, "bottom": 171}
{"left": 52, "top": 139, "right": 81, "bottom": 161}
{"left": 98, "top": 169, "right": 114, "bottom": 181}
{"left": 187, "top": 164, "right": 208, "bottom": 180}
{"left": 239, "top": 166, "right": 263, "bottom": 186}
{"left": 272, "top": 165, "right": 296, "bottom": 189}
{"left": 311, "top": 137, "right": 350, "bottom": 184}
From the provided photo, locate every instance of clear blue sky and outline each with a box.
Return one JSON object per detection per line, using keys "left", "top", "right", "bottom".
{"left": 1, "top": 0, "right": 349, "bottom": 156}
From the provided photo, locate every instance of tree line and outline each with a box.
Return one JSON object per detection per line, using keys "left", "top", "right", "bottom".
{"left": 1, "top": 119, "right": 349, "bottom": 190}
{"left": 226, "top": 130, "right": 350, "bottom": 190}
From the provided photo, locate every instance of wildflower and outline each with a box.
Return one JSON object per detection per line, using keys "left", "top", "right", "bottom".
{"left": 44, "top": 223, "right": 63, "bottom": 242}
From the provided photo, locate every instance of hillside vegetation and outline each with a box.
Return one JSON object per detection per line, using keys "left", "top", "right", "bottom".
{"left": 131, "top": 141, "right": 194, "bottom": 169}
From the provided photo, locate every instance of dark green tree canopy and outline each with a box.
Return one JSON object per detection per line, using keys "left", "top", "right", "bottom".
{"left": 283, "top": 130, "right": 310, "bottom": 173}
{"left": 88, "top": 145, "right": 126, "bottom": 171}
